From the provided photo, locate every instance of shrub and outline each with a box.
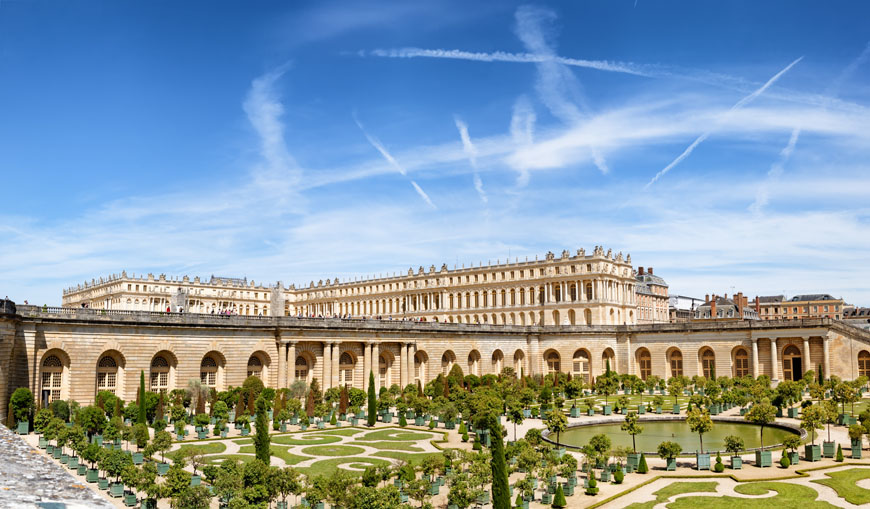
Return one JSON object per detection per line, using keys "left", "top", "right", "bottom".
{"left": 780, "top": 450, "right": 790, "bottom": 468}
{"left": 49, "top": 400, "right": 70, "bottom": 422}
{"left": 330, "top": 412, "right": 337, "bottom": 426}
{"left": 472, "top": 438, "right": 482, "bottom": 451}
{"left": 714, "top": 452, "right": 724, "bottom": 472}
{"left": 10, "top": 388, "right": 34, "bottom": 422}
{"left": 836, "top": 444, "right": 844, "bottom": 462}
{"left": 585, "top": 475, "right": 598, "bottom": 496}
{"left": 637, "top": 453, "right": 648, "bottom": 474}
{"left": 515, "top": 493, "right": 523, "bottom": 508}
{"left": 398, "top": 412, "right": 407, "bottom": 427}
{"left": 429, "top": 420, "right": 436, "bottom": 429}
{"left": 551, "top": 483, "right": 567, "bottom": 507}
{"left": 613, "top": 468, "right": 624, "bottom": 484}
{"left": 462, "top": 431, "right": 469, "bottom": 443}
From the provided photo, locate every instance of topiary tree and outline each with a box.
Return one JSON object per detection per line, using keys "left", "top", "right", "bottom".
{"left": 253, "top": 397, "right": 271, "bottom": 463}
{"left": 686, "top": 407, "right": 713, "bottom": 454}
{"left": 637, "top": 453, "right": 648, "bottom": 474}
{"left": 10, "top": 387, "right": 34, "bottom": 424}
{"left": 551, "top": 483, "right": 567, "bottom": 507}
{"left": 779, "top": 448, "right": 790, "bottom": 468}
{"left": 724, "top": 435, "right": 744, "bottom": 457}
{"left": 657, "top": 440, "right": 682, "bottom": 466}
{"left": 138, "top": 371, "right": 147, "bottom": 425}
{"left": 398, "top": 411, "right": 407, "bottom": 427}
{"left": 744, "top": 397, "right": 777, "bottom": 451}
{"left": 836, "top": 443, "right": 844, "bottom": 462}
{"left": 585, "top": 475, "right": 598, "bottom": 496}
{"left": 714, "top": 452, "right": 724, "bottom": 472}
{"left": 546, "top": 409, "right": 568, "bottom": 447}
{"left": 367, "top": 372, "right": 377, "bottom": 427}
{"left": 621, "top": 412, "right": 643, "bottom": 453}
{"left": 801, "top": 403, "right": 825, "bottom": 447}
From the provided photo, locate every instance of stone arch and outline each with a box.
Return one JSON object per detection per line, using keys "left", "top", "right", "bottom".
{"left": 149, "top": 350, "right": 177, "bottom": 394}
{"left": 379, "top": 350, "right": 396, "bottom": 388}
{"left": 491, "top": 349, "right": 504, "bottom": 374}
{"left": 200, "top": 351, "right": 226, "bottom": 391}
{"left": 339, "top": 351, "right": 356, "bottom": 385}
{"left": 95, "top": 349, "right": 126, "bottom": 400}
{"left": 414, "top": 350, "right": 429, "bottom": 384}
{"left": 666, "top": 347, "right": 684, "bottom": 378}
{"left": 732, "top": 346, "right": 750, "bottom": 378}
{"left": 584, "top": 309, "right": 592, "bottom": 325}
{"left": 601, "top": 348, "right": 615, "bottom": 372}
{"left": 635, "top": 347, "right": 652, "bottom": 380}
{"left": 295, "top": 352, "right": 315, "bottom": 385}
{"left": 699, "top": 347, "right": 715, "bottom": 379}
{"left": 782, "top": 344, "right": 802, "bottom": 381}
{"left": 39, "top": 349, "right": 70, "bottom": 406}
{"left": 859, "top": 350, "right": 870, "bottom": 378}
{"left": 247, "top": 351, "right": 271, "bottom": 382}
{"left": 568, "top": 309, "right": 576, "bottom": 325}
{"left": 467, "top": 350, "right": 481, "bottom": 376}
{"left": 552, "top": 310, "right": 561, "bottom": 326}
{"left": 513, "top": 349, "right": 525, "bottom": 376}
{"left": 544, "top": 349, "right": 561, "bottom": 374}
{"left": 572, "top": 349, "right": 591, "bottom": 384}
{"left": 441, "top": 350, "right": 456, "bottom": 375}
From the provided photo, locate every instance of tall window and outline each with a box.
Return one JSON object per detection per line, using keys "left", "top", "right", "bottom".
{"left": 638, "top": 350, "right": 651, "bottom": 380}
{"left": 782, "top": 345, "right": 801, "bottom": 381}
{"left": 339, "top": 352, "right": 354, "bottom": 383}
{"left": 41, "top": 355, "right": 63, "bottom": 403}
{"left": 491, "top": 351, "right": 504, "bottom": 374}
{"left": 859, "top": 351, "right": 870, "bottom": 378}
{"left": 468, "top": 351, "right": 481, "bottom": 376}
{"left": 734, "top": 349, "right": 749, "bottom": 377}
{"left": 546, "top": 352, "right": 560, "bottom": 374}
{"left": 247, "top": 355, "right": 263, "bottom": 378}
{"left": 441, "top": 352, "right": 455, "bottom": 375}
{"left": 379, "top": 355, "right": 390, "bottom": 388}
{"left": 573, "top": 350, "right": 590, "bottom": 384}
{"left": 295, "top": 356, "right": 309, "bottom": 382}
{"left": 200, "top": 356, "right": 217, "bottom": 388}
{"left": 602, "top": 349, "right": 615, "bottom": 372}
{"left": 96, "top": 355, "right": 118, "bottom": 394}
{"left": 701, "top": 349, "right": 715, "bottom": 379}
{"left": 669, "top": 350, "right": 683, "bottom": 377}
{"left": 415, "top": 352, "right": 427, "bottom": 383}
{"left": 150, "top": 355, "right": 169, "bottom": 393}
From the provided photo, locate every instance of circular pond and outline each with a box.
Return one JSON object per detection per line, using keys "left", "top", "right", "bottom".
{"left": 557, "top": 420, "right": 798, "bottom": 454}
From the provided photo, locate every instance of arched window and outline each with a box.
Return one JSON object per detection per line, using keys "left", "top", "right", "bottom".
{"left": 859, "top": 351, "right": 870, "bottom": 378}
{"left": 492, "top": 350, "right": 504, "bottom": 374}
{"left": 96, "top": 355, "right": 118, "bottom": 394}
{"left": 295, "top": 356, "right": 310, "bottom": 382}
{"left": 782, "top": 345, "right": 801, "bottom": 381}
{"left": 546, "top": 351, "right": 560, "bottom": 374}
{"left": 468, "top": 351, "right": 481, "bottom": 376}
{"left": 669, "top": 350, "right": 683, "bottom": 378}
{"left": 637, "top": 349, "right": 651, "bottom": 380}
{"left": 200, "top": 356, "right": 218, "bottom": 388}
{"left": 572, "top": 350, "right": 590, "bottom": 384}
{"left": 339, "top": 352, "right": 354, "bottom": 384}
{"left": 415, "top": 352, "right": 428, "bottom": 383}
{"left": 701, "top": 349, "right": 715, "bottom": 379}
{"left": 734, "top": 348, "right": 749, "bottom": 377}
{"left": 379, "top": 354, "right": 391, "bottom": 388}
{"left": 41, "top": 355, "right": 63, "bottom": 404}
{"left": 247, "top": 355, "right": 263, "bottom": 378}
{"left": 441, "top": 351, "right": 455, "bottom": 375}
{"left": 513, "top": 350, "right": 525, "bottom": 375}
{"left": 150, "top": 355, "right": 170, "bottom": 393}
{"left": 602, "top": 348, "right": 615, "bottom": 372}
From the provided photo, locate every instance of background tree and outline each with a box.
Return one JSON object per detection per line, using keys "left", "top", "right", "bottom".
{"left": 368, "top": 371, "right": 377, "bottom": 426}
{"left": 801, "top": 404, "right": 825, "bottom": 446}
{"left": 138, "top": 371, "right": 147, "bottom": 424}
{"left": 546, "top": 410, "right": 568, "bottom": 447}
{"left": 686, "top": 407, "right": 713, "bottom": 453}
{"left": 485, "top": 414, "right": 510, "bottom": 509}
{"left": 621, "top": 412, "right": 644, "bottom": 453}
{"left": 744, "top": 398, "right": 777, "bottom": 450}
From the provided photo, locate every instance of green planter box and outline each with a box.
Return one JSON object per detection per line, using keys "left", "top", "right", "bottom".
{"left": 197, "top": 431, "right": 207, "bottom": 439}
{"left": 191, "top": 475, "right": 201, "bottom": 486}
{"left": 523, "top": 409, "right": 531, "bottom": 418}
{"left": 132, "top": 452, "right": 144, "bottom": 465}
{"left": 60, "top": 453, "right": 69, "bottom": 464}
{"left": 602, "top": 405, "right": 612, "bottom": 416}
{"left": 124, "top": 491, "right": 137, "bottom": 507}
{"left": 68, "top": 456, "right": 79, "bottom": 469}
{"left": 587, "top": 408, "right": 594, "bottom": 416}
{"left": 627, "top": 453, "right": 640, "bottom": 471}
{"left": 92, "top": 435, "right": 103, "bottom": 446}
{"left": 740, "top": 408, "right": 746, "bottom": 416}
{"left": 221, "top": 430, "right": 228, "bottom": 438}
{"left": 755, "top": 450, "right": 772, "bottom": 467}
{"left": 428, "top": 483, "right": 440, "bottom": 495}
{"left": 86, "top": 469, "right": 99, "bottom": 483}
{"left": 852, "top": 440, "right": 862, "bottom": 459}
{"left": 730, "top": 456, "right": 742, "bottom": 469}
{"left": 98, "top": 478, "right": 109, "bottom": 490}
{"left": 280, "top": 423, "right": 287, "bottom": 432}
{"left": 53, "top": 448, "right": 62, "bottom": 459}
{"left": 241, "top": 428, "right": 250, "bottom": 436}
{"left": 805, "top": 444, "right": 821, "bottom": 461}
{"left": 788, "top": 451, "right": 799, "bottom": 465}
{"left": 300, "top": 424, "right": 308, "bottom": 431}
{"left": 637, "top": 405, "right": 646, "bottom": 415}
{"left": 570, "top": 407, "right": 581, "bottom": 417}
{"left": 673, "top": 404, "right": 681, "bottom": 414}
{"left": 110, "top": 482, "right": 124, "bottom": 497}
{"left": 46, "top": 445, "right": 55, "bottom": 455}
{"left": 157, "top": 462, "right": 170, "bottom": 475}
{"left": 788, "top": 407, "right": 800, "bottom": 418}
{"left": 38, "top": 436, "right": 47, "bottom": 449}
{"left": 599, "top": 469, "right": 611, "bottom": 482}
{"left": 17, "top": 420, "right": 29, "bottom": 434}
{"left": 141, "top": 499, "right": 157, "bottom": 509}
{"left": 445, "top": 420, "right": 456, "bottom": 430}
{"left": 656, "top": 406, "right": 662, "bottom": 414}
{"left": 177, "top": 433, "right": 185, "bottom": 441}
{"left": 564, "top": 483, "right": 574, "bottom": 496}
{"left": 541, "top": 492, "right": 552, "bottom": 504}
{"left": 696, "top": 453, "right": 711, "bottom": 470}
{"left": 823, "top": 441, "right": 836, "bottom": 458}
{"left": 77, "top": 464, "right": 87, "bottom": 475}
{"left": 290, "top": 416, "right": 299, "bottom": 425}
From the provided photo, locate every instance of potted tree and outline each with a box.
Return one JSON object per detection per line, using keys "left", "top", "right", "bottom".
{"left": 621, "top": 412, "right": 643, "bottom": 471}
{"left": 546, "top": 411, "right": 568, "bottom": 456}
{"left": 149, "top": 430, "right": 172, "bottom": 475}
{"left": 657, "top": 441, "right": 681, "bottom": 471}
{"left": 67, "top": 424, "right": 87, "bottom": 471}
{"left": 686, "top": 407, "right": 712, "bottom": 470}
{"left": 10, "top": 387, "right": 34, "bottom": 434}
{"left": 100, "top": 448, "right": 132, "bottom": 497}
{"left": 783, "top": 435, "right": 802, "bottom": 465}
{"left": 667, "top": 377, "right": 684, "bottom": 414}
{"left": 745, "top": 398, "right": 776, "bottom": 467}
{"left": 194, "top": 413, "right": 210, "bottom": 439}
{"left": 185, "top": 447, "right": 205, "bottom": 486}
{"left": 120, "top": 463, "right": 140, "bottom": 506}
{"left": 132, "top": 423, "right": 148, "bottom": 464}
{"left": 584, "top": 397, "right": 596, "bottom": 416}
{"left": 724, "top": 435, "right": 744, "bottom": 469}
{"left": 849, "top": 424, "right": 864, "bottom": 459}
{"left": 238, "top": 414, "right": 251, "bottom": 436}
{"left": 821, "top": 399, "right": 838, "bottom": 457}
{"left": 81, "top": 442, "right": 103, "bottom": 483}
{"left": 653, "top": 395, "right": 664, "bottom": 415}
{"left": 801, "top": 403, "right": 824, "bottom": 461}
{"left": 594, "top": 374, "right": 618, "bottom": 416}
{"left": 137, "top": 461, "right": 163, "bottom": 509}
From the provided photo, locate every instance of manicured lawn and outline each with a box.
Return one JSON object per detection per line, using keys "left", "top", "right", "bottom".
{"left": 315, "top": 428, "right": 364, "bottom": 436}
{"left": 175, "top": 442, "right": 227, "bottom": 455}
{"left": 813, "top": 468, "right": 870, "bottom": 505}
{"left": 300, "top": 445, "right": 366, "bottom": 457}
{"left": 625, "top": 481, "right": 718, "bottom": 509}
{"left": 273, "top": 434, "right": 342, "bottom": 446}
{"left": 351, "top": 440, "right": 423, "bottom": 452}
{"left": 297, "top": 457, "right": 390, "bottom": 478}
{"left": 373, "top": 451, "right": 442, "bottom": 467}
{"left": 202, "top": 454, "right": 257, "bottom": 465}
{"left": 667, "top": 482, "right": 837, "bottom": 509}
{"left": 237, "top": 445, "right": 309, "bottom": 465}
{"left": 357, "top": 430, "right": 434, "bottom": 442}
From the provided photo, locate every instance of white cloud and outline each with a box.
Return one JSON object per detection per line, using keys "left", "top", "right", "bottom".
{"left": 454, "top": 116, "right": 487, "bottom": 204}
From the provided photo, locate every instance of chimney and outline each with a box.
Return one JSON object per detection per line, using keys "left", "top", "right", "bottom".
{"left": 638, "top": 267, "right": 644, "bottom": 275}
{"left": 737, "top": 292, "right": 744, "bottom": 316}
{"left": 755, "top": 295, "right": 760, "bottom": 313}
{"left": 724, "top": 293, "right": 728, "bottom": 301}
{"left": 647, "top": 267, "right": 653, "bottom": 275}
{"left": 705, "top": 294, "right": 710, "bottom": 303}
{"left": 711, "top": 298, "right": 717, "bottom": 318}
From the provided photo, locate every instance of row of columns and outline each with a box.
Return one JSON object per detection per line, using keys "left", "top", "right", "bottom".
{"left": 752, "top": 335, "right": 830, "bottom": 382}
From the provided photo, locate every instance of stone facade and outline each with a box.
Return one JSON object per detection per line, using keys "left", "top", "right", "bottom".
{"left": 751, "top": 294, "right": 846, "bottom": 321}
{"left": 62, "top": 247, "right": 647, "bottom": 326}
{"left": 3, "top": 301, "right": 870, "bottom": 423}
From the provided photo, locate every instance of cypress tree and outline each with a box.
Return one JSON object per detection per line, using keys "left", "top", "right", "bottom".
{"left": 638, "top": 453, "right": 648, "bottom": 474}
{"left": 339, "top": 384, "right": 348, "bottom": 415}
{"left": 818, "top": 364, "right": 824, "bottom": 385}
{"left": 399, "top": 412, "right": 407, "bottom": 427}
{"left": 138, "top": 371, "right": 147, "bottom": 424}
{"left": 155, "top": 392, "right": 165, "bottom": 422}
{"left": 253, "top": 397, "right": 270, "bottom": 463}
{"left": 306, "top": 388, "right": 315, "bottom": 418}
{"left": 605, "top": 359, "right": 611, "bottom": 376}
{"left": 489, "top": 414, "right": 511, "bottom": 509}
{"left": 551, "top": 484, "right": 567, "bottom": 508}
{"left": 367, "top": 371, "right": 377, "bottom": 427}
{"left": 836, "top": 443, "right": 844, "bottom": 462}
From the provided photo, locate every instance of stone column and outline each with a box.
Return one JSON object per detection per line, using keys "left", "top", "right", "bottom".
{"left": 528, "top": 335, "right": 540, "bottom": 376}
{"left": 823, "top": 337, "right": 831, "bottom": 379}
{"left": 332, "top": 342, "right": 340, "bottom": 387}
{"left": 277, "top": 336, "right": 286, "bottom": 389}
{"left": 770, "top": 338, "right": 779, "bottom": 382}
{"left": 399, "top": 343, "right": 407, "bottom": 387}
{"left": 406, "top": 343, "right": 414, "bottom": 385}
{"left": 751, "top": 338, "right": 759, "bottom": 378}
{"left": 625, "top": 335, "right": 632, "bottom": 375}
{"left": 803, "top": 336, "right": 811, "bottom": 377}
{"left": 322, "top": 341, "right": 331, "bottom": 389}
{"left": 288, "top": 342, "right": 297, "bottom": 386}
{"left": 372, "top": 342, "right": 380, "bottom": 390}
{"left": 363, "top": 342, "right": 371, "bottom": 392}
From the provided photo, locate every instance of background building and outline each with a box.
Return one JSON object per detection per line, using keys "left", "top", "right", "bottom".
{"left": 751, "top": 294, "right": 845, "bottom": 320}
{"left": 635, "top": 267, "right": 669, "bottom": 324}
{"left": 669, "top": 294, "right": 704, "bottom": 322}
{"left": 694, "top": 292, "right": 759, "bottom": 320}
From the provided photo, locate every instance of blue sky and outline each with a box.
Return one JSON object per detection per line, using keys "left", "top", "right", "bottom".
{"left": 1, "top": 1, "right": 869, "bottom": 306}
